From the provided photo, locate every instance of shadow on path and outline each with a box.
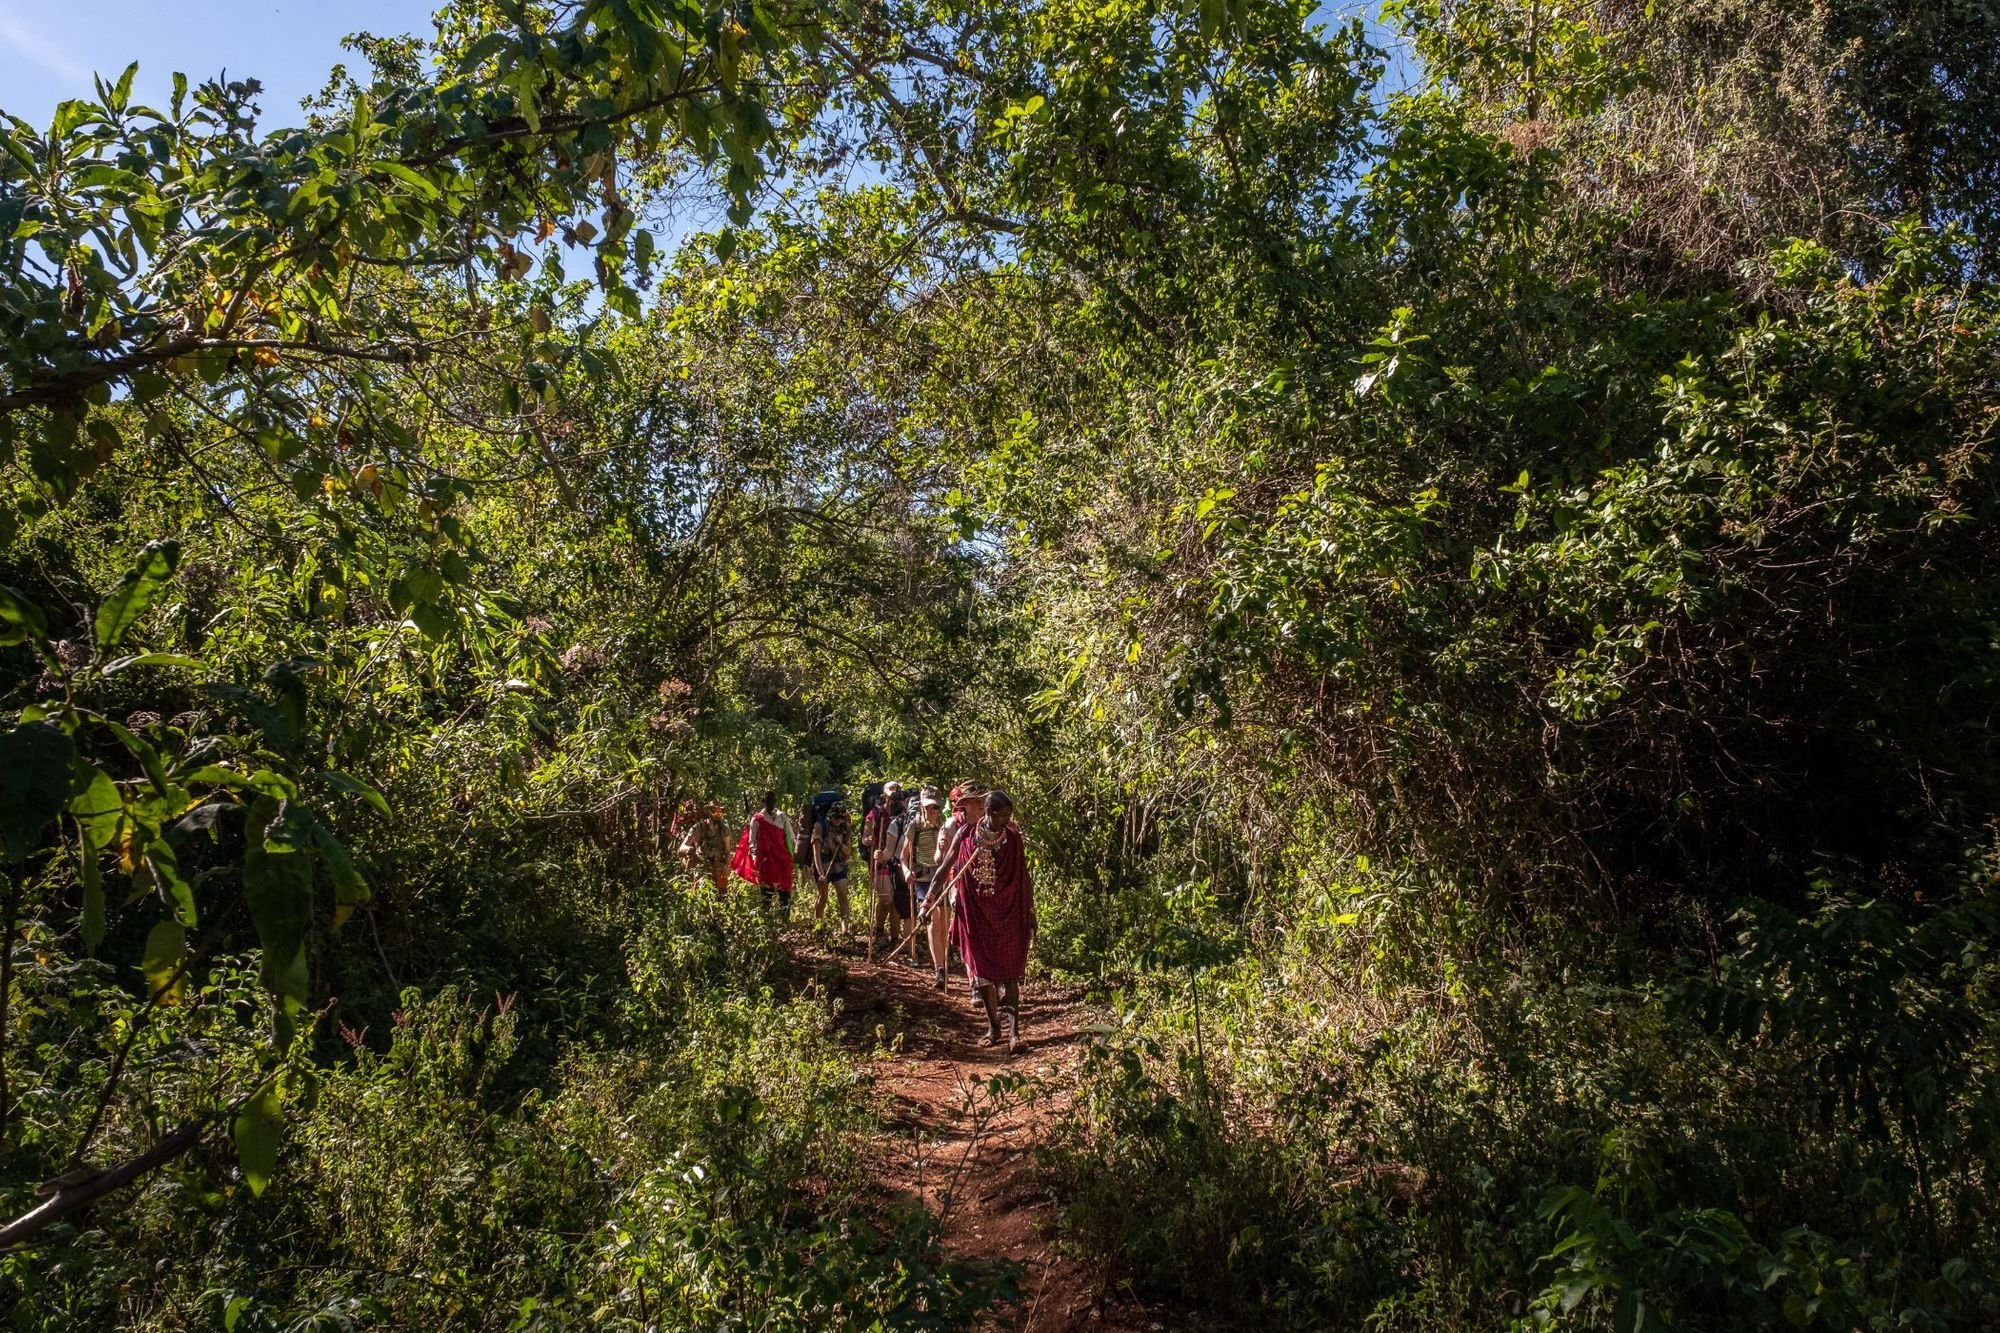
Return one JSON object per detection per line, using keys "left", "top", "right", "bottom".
{"left": 795, "top": 934, "right": 1162, "bottom": 1332}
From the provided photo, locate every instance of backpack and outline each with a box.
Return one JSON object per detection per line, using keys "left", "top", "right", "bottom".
{"left": 907, "top": 818, "right": 943, "bottom": 873}
{"left": 808, "top": 788, "right": 844, "bottom": 844}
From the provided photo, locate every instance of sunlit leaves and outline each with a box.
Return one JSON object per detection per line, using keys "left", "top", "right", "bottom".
{"left": 140, "top": 918, "right": 188, "bottom": 1004}
{"left": 93, "top": 539, "right": 179, "bottom": 650}
{"left": 231, "top": 1081, "right": 283, "bottom": 1196}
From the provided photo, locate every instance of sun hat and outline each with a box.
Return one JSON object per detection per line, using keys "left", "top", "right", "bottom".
{"left": 884, "top": 780, "right": 902, "bottom": 794}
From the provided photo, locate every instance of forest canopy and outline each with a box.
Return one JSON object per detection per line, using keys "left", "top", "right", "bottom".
{"left": 3, "top": 0, "right": 1999, "bottom": 1328}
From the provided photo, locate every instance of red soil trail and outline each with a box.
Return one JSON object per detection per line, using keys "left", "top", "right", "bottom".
{"left": 809, "top": 940, "right": 1160, "bottom": 1331}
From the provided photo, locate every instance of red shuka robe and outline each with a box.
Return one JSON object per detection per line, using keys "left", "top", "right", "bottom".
{"left": 948, "top": 819, "right": 1032, "bottom": 984}
{"left": 731, "top": 810, "right": 794, "bottom": 889}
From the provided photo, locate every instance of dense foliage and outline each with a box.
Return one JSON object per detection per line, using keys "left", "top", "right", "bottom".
{"left": 4, "top": 0, "right": 1998, "bottom": 1328}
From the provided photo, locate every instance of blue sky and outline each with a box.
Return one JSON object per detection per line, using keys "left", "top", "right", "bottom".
{"left": 0, "top": 1, "right": 438, "bottom": 128}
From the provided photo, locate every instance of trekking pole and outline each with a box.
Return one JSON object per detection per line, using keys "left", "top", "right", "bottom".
{"left": 884, "top": 855, "right": 971, "bottom": 964}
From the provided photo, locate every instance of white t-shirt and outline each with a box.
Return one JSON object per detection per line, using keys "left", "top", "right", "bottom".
{"left": 752, "top": 809, "right": 796, "bottom": 855}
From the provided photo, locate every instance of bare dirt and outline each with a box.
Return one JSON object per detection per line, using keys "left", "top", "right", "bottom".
{"left": 804, "top": 933, "right": 1163, "bottom": 1332}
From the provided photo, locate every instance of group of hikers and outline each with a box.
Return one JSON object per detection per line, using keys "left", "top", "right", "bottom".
{"left": 670, "top": 780, "right": 1035, "bottom": 1048}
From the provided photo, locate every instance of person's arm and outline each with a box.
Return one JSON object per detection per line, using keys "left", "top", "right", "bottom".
{"left": 899, "top": 825, "right": 915, "bottom": 880}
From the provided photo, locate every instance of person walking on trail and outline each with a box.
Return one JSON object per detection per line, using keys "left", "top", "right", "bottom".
{"left": 901, "top": 789, "right": 948, "bottom": 981}
{"left": 813, "top": 801, "right": 856, "bottom": 935}
{"left": 949, "top": 789, "right": 1035, "bottom": 1050}
{"left": 865, "top": 781, "right": 904, "bottom": 960}
{"left": 678, "top": 800, "right": 732, "bottom": 894}
{"left": 731, "top": 791, "right": 796, "bottom": 918}
{"left": 884, "top": 790, "right": 920, "bottom": 957}
{"left": 862, "top": 781, "right": 899, "bottom": 889}
{"left": 925, "top": 782, "right": 985, "bottom": 991}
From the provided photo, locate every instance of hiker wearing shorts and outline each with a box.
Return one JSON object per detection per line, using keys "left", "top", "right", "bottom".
{"left": 866, "top": 781, "right": 905, "bottom": 960}
{"left": 902, "top": 789, "right": 947, "bottom": 981}
{"left": 813, "top": 802, "right": 855, "bottom": 935}
{"left": 677, "top": 800, "right": 731, "bottom": 894}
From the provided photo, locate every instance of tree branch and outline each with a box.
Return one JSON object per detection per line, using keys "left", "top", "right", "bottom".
{"left": 0, "top": 1117, "right": 210, "bottom": 1251}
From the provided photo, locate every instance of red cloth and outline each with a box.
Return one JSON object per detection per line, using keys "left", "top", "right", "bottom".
{"left": 948, "top": 819, "right": 1032, "bottom": 984}
{"left": 731, "top": 811, "right": 794, "bottom": 889}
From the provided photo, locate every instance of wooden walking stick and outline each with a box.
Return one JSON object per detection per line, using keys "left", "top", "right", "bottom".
{"left": 884, "top": 853, "right": 972, "bottom": 964}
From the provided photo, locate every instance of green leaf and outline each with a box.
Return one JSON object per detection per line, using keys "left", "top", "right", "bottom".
{"left": 373, "top": 160, "right": 442, "bottom": 200}
{"left": 244, "top": 797, "right": 313, "bottom": 1001}
{"left": 232, "top": 1082, "right": 283, "bottom": 1196}
{"left": 313, "top": 820, "right": 370, "bottom": 927}
{"left": 140, "top": 919, "right": 187, "bottom": 1004}
{"left": 112, "top": 62, "right": 138, "bottom": 112}
{"left": 146, "top": 839, "right": 196, "bottom": 926}
{"left": 0, "top": 722, "right": 78, "bottom": 863}
{"left": 456, "top": 31, "right": 514, "bottom": 74}
{"left": 105, "top": 720, "right": 177, "bottom": 800}
{"left": 69, "top": 766, "right": 123, "bottom": 850}
{"left": 0, "top": 585, "right": 48, "bottom": 647}
{"left": 94, "top": 539, "right": 181, "bottom": 651}
{"left": 409, "top": 600, "right": 454, "bottom": 641}
{"left": 180, "top": 764, "right": 252, "bottom": 790}
{"left": 103, "top": 652, "right": 204, "bottom": 676}
{"left": 322, "top": 769, "right": 391, "bottom": 819}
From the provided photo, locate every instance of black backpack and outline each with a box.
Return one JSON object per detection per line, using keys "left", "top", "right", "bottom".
{"left": 809, "top": 788, "right": 843, "bottom": 844}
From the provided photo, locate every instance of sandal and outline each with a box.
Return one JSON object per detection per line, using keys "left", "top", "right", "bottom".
{"left": 933, "top": 968, "right": 947, "bottom": 991}
{"left": 979, "top": 1029, "right": 999, "bottom": 1047}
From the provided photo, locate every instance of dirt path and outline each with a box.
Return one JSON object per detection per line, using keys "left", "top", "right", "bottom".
{"left": 806, "top": 938, "right": 1156, "bottom": 1331}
